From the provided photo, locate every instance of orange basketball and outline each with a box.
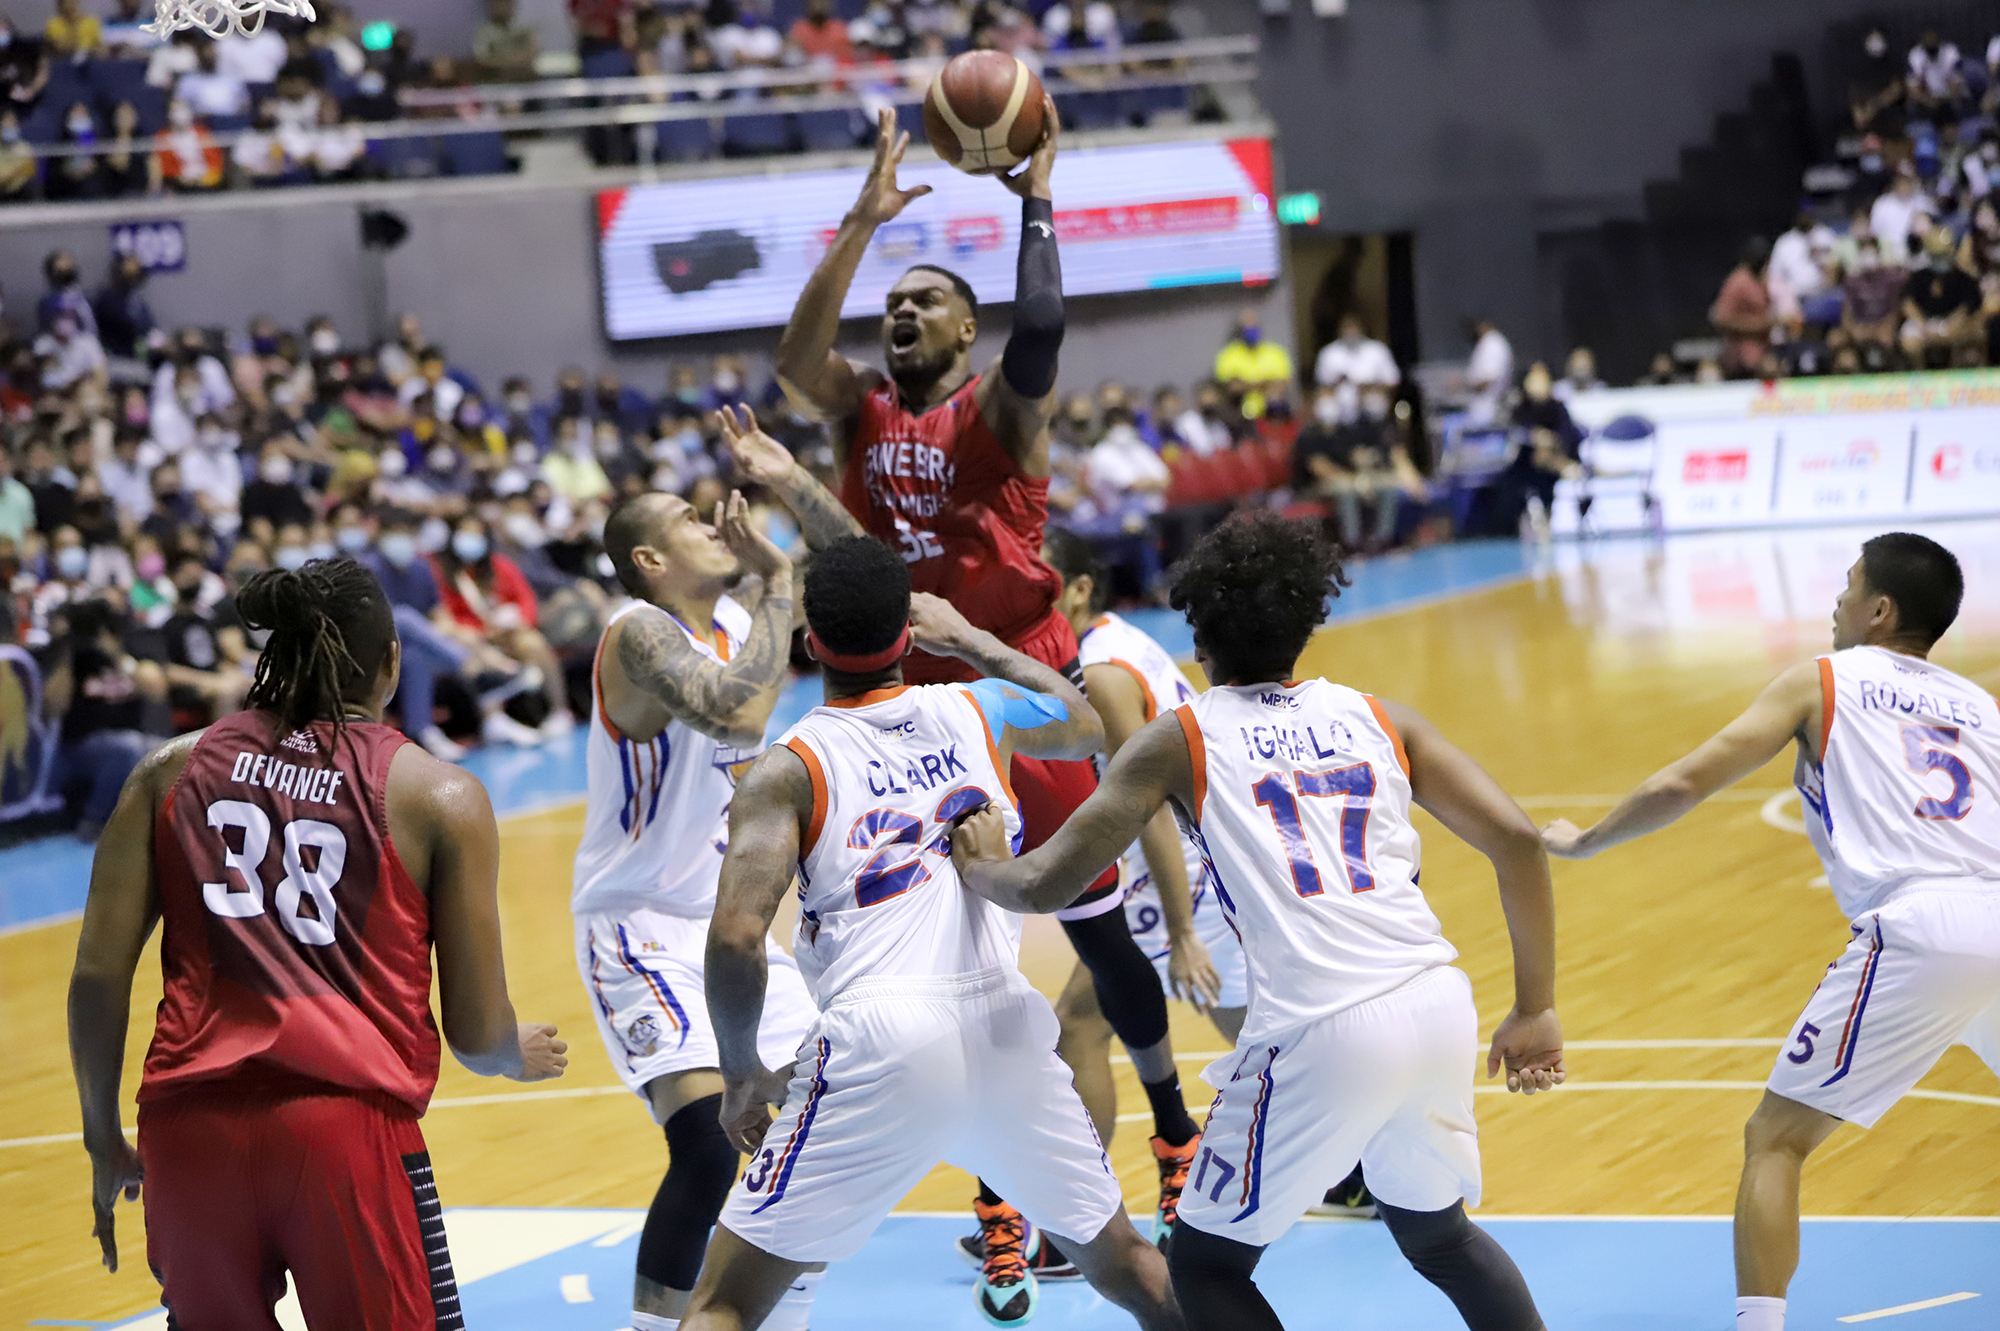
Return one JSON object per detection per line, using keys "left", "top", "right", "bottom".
{"left": 923, "top": 51, "right": 1048, "bottom": 176}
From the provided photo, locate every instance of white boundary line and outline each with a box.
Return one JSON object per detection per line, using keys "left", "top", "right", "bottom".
{"left": 1840, "top": 1292, "right": 1981, "bottom": 1322}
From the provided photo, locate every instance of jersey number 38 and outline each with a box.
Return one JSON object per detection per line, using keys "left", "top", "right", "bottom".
{"left": 199, "top": 799, "right": 349, "bottom": 945}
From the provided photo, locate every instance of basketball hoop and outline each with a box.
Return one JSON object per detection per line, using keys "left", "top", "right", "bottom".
{"left": 143, "top": 0, "right": 316, "bottom": 40}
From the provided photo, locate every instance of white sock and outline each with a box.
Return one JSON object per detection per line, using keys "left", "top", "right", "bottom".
{"left": 630, "top": 1312, "right": 678, "bottom": 1331}
{"left": 762, "top": 1269, "right": 825, "bottom": 1331}
{"left": 1737, "top": 1296, "right": 1785, "bottom": 1331}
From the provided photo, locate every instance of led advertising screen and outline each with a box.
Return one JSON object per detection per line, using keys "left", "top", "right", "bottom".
{"left": 597, "top": 136, "right": 1278, "bottom": 340}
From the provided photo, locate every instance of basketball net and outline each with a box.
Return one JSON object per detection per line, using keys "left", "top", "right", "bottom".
{"left": 143, "top": 0, "right": 317, "bottom": 40}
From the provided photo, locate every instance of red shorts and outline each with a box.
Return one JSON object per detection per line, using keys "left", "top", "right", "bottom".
{"left": 138, "top": 1086, "right": 461, "bottom": 1331}
{"left": 906, "top": 608, "right": 1121, "bottom": 913}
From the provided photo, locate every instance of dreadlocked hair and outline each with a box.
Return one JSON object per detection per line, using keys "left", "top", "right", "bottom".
{"left": 237, "top": 558, "right": 397, "bottom": 744}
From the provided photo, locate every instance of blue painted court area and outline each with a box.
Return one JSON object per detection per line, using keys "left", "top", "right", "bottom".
{"left": 102, "top": 1212, "right": 1993, "bottom": 1331}
{"left": 0, "top": 539, "right": 1538, "bottom": 936}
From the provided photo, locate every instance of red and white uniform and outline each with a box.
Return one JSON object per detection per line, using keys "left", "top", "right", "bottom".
{"left": 572, "top": 598, "right": 816, "bottom": 1117}
{"left": 138, "top": 711, "right": 460, "bottom": 1331}
{"left": 842, "top": 375, "right": 1116, "bottom": 899}
{"left": 1771, "top": 647, "right": 2000, "bottom": 1127}
{"left": 719, "top": 683, "right": 1122, "bottom": 1263}
{"left": 1077, "top": 611, "right": 1246, "bottom": 1003}
{"left": 1170, "top": 680, "right": 1479, "bottom": 1248}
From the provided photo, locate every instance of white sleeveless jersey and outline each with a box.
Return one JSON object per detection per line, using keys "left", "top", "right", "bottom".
{"left": 1177, "top": 679, "right": 1457, "bottom": 1043}
{"left": 779, "top": 684, "right": 1026, "bottom": 1008}
{"left": 572, "top": 597, "right": 760, "bottom": 918}
{"left": 1077, "top": 612, "right": 1202, "bottom": 889}
{"left": 1795, "top": 645, "right": 2000, "bottom": 920}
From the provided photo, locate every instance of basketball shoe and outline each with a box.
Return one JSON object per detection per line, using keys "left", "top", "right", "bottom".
{"left": 971, "top": 1199, "right": 1039, "bottom": 1326}
{"left": 1151, "top": 1133, "right": 1200, "bottom": 1243}
{"left": 957, "top": 1212, "right": 1082, "bottom": 1281}
{"left": 1306, "top": 1164, "right": 1379, "bottom": 1218}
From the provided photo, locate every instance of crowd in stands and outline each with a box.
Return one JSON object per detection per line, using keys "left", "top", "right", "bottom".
{"left": 1684, "top": 23, "right": 2000, "bottom": 381}
{"left": 0, "top": 0, "right": 1203, "bottom": 201}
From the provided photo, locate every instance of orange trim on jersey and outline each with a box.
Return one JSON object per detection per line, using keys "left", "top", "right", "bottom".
{"left": 826, "top": 685, "right": 911, "bottom": 710}
{"left": 592, "top": 625, "right": 623, "bottom": 741}
{"left": 1108, "top": 659, "right": 1159, "bottom": 723}
{"left": 1363, "top": 695, "right": 1411, "bottom": 778}
{"left": 1088, "top": 614, "right": 1112, "bottom": 633}
{"left": 715, "top": 624, "right": 733, "bottom": 663}
{"left": 783, "top": 737, "right": 829, "bottom": 857}
{"left": 1174, "top": 704, "right": 1206, "bottom": 821}
{"left": 959, "top": 687, "right": 1021, "bottom": 809}
{"left": 1818, "top": 657, "right": 1836, "bottom": 759}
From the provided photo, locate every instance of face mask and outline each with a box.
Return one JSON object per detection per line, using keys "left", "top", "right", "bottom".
{"left": 418, "top": 517, "right": 449, "bottom": 553}
{"left": 1362, "top": 396, "right": 1390, "bottom": 421}
{"left": 310, "top": 329, "right": 340, "bottom": 355}
{"left": 69, "top": 122, "right": 95, "bottom": 145}
{"left": 251, "top": 335, "right": 280, "bottom": 356}
{"left": 198, "top": 426, "right": 228, "bottom": 450}
{"left": 125, "top": 400, "right": 148, "bottom": 426}
{"left": 379, "top": 531, "right": 417, "bottom": 567}
{"left": 505, "top": 392, "right": 532, "bottom": 415}
{"left": 511, "top": 441, "right": 538, "bottom": 466}
{"left": 0, "top": 126, "right": 18, "bottom": 145}
{"left": 712, "top": 371, "right": 741, "bottom": 393}
{"left": 357, "top": 71, "right": 386, "bottom": 96}
{"left": 1865, "top": 33, "right": 1887, "bottom": 58}
{"left": 377, "top": 449, "right": 407, "bottom": 478}
{"left": 595, "top": 435, "right": 623, "bottom": 461}
{"left": 308, "top": 540, "right": 335, "bottom": 561}
{"left": 1855, "top": 250, "right": 1879, "bottom": 271}
{"left": 651, "top": 466, "right": 681, "bottom": 492}
{"left": 169, "top": 103, "right": 194, "bottom": 128}
{"left": 52, "top": 266, "right": 77, "bottom": 288}
{"left": 274, "top": 545, "right": 309, "bottom": 571}
{"left": 260, "top": 457, "right": 294, "bottom": 485}
{"left": 1312, "top": 396, "right": 1341, "bottom": 426}
{"left": 676, "top": 385, "right": 702, "bottom": 404}
{"left": 1239, "top": 326, "right": 1261, "bottom": 346}
{"left": 136, "top": 551, "right": 165, "bottom": 579}
{"left": 175, "top": 579, "right": 203, "bottom": 603}
{"left": 458, "top": 405, "right": 485, "bottom": 430}
{"left": 336, "top": 525, "right": 370, "bottom": 553}
{"left": 451, "top": 531, "right": 488, "bottom": 563}
{"left": 427, "top": 445, "right": 457, "bottom": 473}
{"left": 56, "top": 546, "right": 87, "bottom": 579}
{"left": 502, "top": 512, "right": 544, "bottom": 548}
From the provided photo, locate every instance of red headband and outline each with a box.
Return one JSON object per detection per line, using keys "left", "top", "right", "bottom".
{"left": 807, "top": 626, "right": 910, "bottom": 674}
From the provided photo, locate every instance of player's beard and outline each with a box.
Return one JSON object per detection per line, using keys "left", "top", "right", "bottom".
{"left": 887, "top": 344, "right": 958, "bottom": 402}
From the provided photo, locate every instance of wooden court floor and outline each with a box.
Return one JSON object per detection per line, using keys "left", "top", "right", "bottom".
{"left": 7, "top": 540, "right": 2000, "bottom": 1326}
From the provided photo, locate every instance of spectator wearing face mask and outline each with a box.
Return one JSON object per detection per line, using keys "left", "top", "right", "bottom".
{"left": 1843, "top": 235, "right": 1906, "bottom": 366}
{"left": 1711, "top": 238, "right": 1775, "bottom": 378}
{"left": 139, "top": 459, "right": 205, "bottom": 546}
{"left": 36, "top": 311, "right": 107, "bottom": 393}
{"left": 543, "top": 414, "right": 612, "bottom": 506}
{"left": 359, "top": 508, "right": 477, "bottom": 758}
{"left": 23, "top": 437, "right": 77, "bottom": 533}
{"left": 1295, "top": 386, "right": 1405, "bottom": 552}
{"left": 99, "top": 426, "right": 158, "bottom": 527}
{"left": 151, "top": 97, "right": 225, "bottom": 191}
{"left": 39, "top": 251, "right": 95, "bottom": 338}
{"left": 1313, "top": 315, "right": 1400, "bottom": 393}
{"left": 1077, "top": 404, "right": 1168, "bottom": 596}
{"left": 178, "top": 415, "right": 242, "bottom": 525}
{"left": 1462, "top": 316, "right": 1514, "bottom": 425}
{"left": 46, "top": 100, "right": 104, "bottom": 202}
{"left": 1214, "top": 307, "right": 1293, "bottom": 420}
{"left": 47, "top": 597, "right": 164, "bottom": 837}
{"left": 151, "top": 552, "right": 251, "bottom": 729}
{"left": 176, "top": 40, "right": 249, "bottom": 118}
{"left": 0, "top": 447, "right": 35, "bottom": 543}
{"left": 431, "top": 514, "right": 574, "bottom": 743}
{"left": 92, "top": 255, "right": 156, "bottom": 364}
{"left": 239, "top": 443, "right": 313, "bottom": 531}
{"left": 0, "top": 109, "right": 38, "bottom": 200}
{"left": 1900, "top": 230, "right": 1985, "bottom": 368}
{"left": 1551, "top": 347, "right": 1605, "bottom": 403}
{"left": 1491, "top": 363, "right": 1581, "bottom": 539}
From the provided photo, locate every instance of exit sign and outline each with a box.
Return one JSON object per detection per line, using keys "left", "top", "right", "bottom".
{"left": 1276, "top": 192, "right": 1321, "bottom": 226}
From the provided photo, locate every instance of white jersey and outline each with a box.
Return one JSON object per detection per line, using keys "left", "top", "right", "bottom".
{"left": 1177, "top": 679, "right": 1457, "bottom": 1043}
{"left": 1796, "top": 645, "right": 2000, "bottom": 920}
{"left": 572, "top": 598, "right": 760, "bottom": 917}
{"left": 1078, "top": 612, "right": 1201, "bottom": 890}
{"left": 779, "top": 683, "right": 1026, "bottom": 1007}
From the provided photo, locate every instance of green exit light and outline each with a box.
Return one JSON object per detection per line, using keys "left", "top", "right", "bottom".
{"left": 361, "top": 20, "right": 397, "bottom": 51}
{"left": 1276, "top": 192, "right": 1321, "bottom": 226}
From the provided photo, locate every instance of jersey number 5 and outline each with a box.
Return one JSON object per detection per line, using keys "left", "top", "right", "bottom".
{"left": 1901, "top": 724, "right": 1973, "bottom": 821}
{"left": 201, "top": 799, "right": 350, "bottom": 945}
{"left": 1252, "top": 764, "right": 1376, "bottom": 897}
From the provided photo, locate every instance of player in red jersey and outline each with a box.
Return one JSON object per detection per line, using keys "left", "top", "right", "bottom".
{"left": 726, "top": 107, "right": 1204, "bottom": 1297}
{"left": 68, "top": 558, "right": 567, "bottom": 1331}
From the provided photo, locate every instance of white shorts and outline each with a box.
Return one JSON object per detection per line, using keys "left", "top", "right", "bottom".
{"left": 1125, "top": 864, "right": 1248, "bottom": 1011}
{"left": 720, "top": 967, "right": 1124, "bottom": 1264}
{"left": 575, "top": 907, "right": 819, "bottom": 1122}
{"left": 1180, "top": 965, "right": 1481, "bottom": 1249}
{"left": 1767, "top": 889, "right": 2000, "bottom": 1129}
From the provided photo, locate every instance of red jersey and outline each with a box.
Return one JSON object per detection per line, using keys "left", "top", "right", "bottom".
{"left": 843, "top": 374, "right": 1062, "bottom": 682}
{"left": 140, "top": 712, "right": 441, "bottom": 1115}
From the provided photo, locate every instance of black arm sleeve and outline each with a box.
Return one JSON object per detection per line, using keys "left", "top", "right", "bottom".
{"left": 1001, "top": 196, "right": 1064, "bottom": 400}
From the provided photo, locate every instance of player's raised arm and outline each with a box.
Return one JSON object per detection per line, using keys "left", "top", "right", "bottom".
{"left": 1380, "top": 699, "right": 1562, "bottom": 1093}
{"left": 775, "top": 110, "right": 925, "bottom": 426}
{"left": 716, "top": 405, "right": 863, "bottom": 551}
{"left": 613, "top": 492, "right": 796, "bottom": 748}
{"left": 67, "top": 737, "right": 186, "bottom": 1272}
{"left": 1541, "top": 659, "right": 1823, "bottom": 861}
{"left": 977, "top": 95, "right": 1063, "bottom": 474}
{"left": 706, "top": 746, "right": 812, "bottom": 1152}
{"left": 906, "top": 590, "right": 1102, "bottom": 759}
{"left": 407, "top": 754, "right": 566, "bottom": 1083}
{"left": 956, "top": 710, "right": 1191, "bottom": 915}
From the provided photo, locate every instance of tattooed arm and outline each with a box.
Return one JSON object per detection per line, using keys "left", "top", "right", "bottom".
{"left": 716, "top": 405, "right": 865, "bottom": 551}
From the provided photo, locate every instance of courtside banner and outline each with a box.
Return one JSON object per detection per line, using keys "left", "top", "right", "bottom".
{"left": 596, "top": 137, "right": 1279, "bottom": 339}
{"left": 1566, "top": 370, "right": 2000, "bottom": 531}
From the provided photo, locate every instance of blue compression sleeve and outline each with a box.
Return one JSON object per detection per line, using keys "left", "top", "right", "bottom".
{"left": 966, "top": 678, "right": 1069, "bottom": 737}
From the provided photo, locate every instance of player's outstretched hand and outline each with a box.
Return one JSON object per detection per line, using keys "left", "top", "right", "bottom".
{"left": 1486, "top": 1007, "right": 1565, "bottom": 1095}
{"left": 88, "top": 1134, "right": 143, "bottom": 1272}
{"left": 950, "top": 802, "right": 1014, "bottom": 876}
{"left": 510, "top": 1022, "right": 569, "bottom": 1082}
{"left": 716, "top": 403, "right": 794, "bottom": 487}
{"left": 719, "top": 1065, "right": 793, "bottom": 1154}
{"left": 1168, "top": 934, "right": 1223, "bottom": 1012}
{"left": 717, "top": 488, "right": 792, "bottom": 583}
{"left": 907, "top": 591, "right": 976, "bottom": 655}
{"left": 1539, "top": 818, "right": 1593, "bottom": 860}
{"left": 853, "top": 108, "right": 933, "bottom": 226}
{"left": 998, "top": 92, "right": 1059, "bottom": 200}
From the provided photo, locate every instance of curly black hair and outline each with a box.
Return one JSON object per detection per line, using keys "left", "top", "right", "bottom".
{"left": 1168, "top": 511, "right": 1348, "bottom": 684}
{"left": 238, "top": 557, "right": 396, "bottom": 738}
{"left": 804, "top": 535, "right": 911, "bottom": 660}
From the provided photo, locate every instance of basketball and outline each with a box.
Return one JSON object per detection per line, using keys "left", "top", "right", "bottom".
{"left": 923, "top": 51, "right": 1048, "bottom": 175}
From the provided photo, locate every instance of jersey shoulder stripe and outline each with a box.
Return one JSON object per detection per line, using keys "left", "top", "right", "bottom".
{"left": 1818, "top": 655, "right": 1836, "bottom": 755}
{"left": 1362, "top": 694, "right": 1410, "bottom": 777}
{"left": 783, "top": 736, "right": 830, "bottom": 856}
{"left": 1174, "top": 702, "right": 1207, "bottom": 819}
